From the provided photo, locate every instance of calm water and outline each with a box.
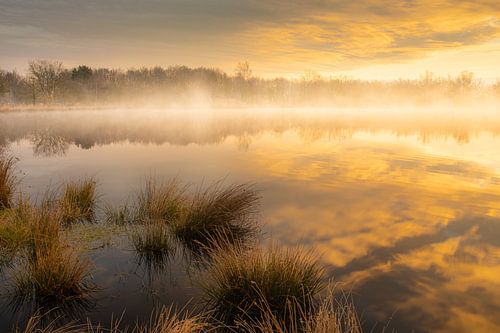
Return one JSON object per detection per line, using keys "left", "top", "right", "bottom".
{"left": 1, "top": 108, "right": 499, "bottom": 332}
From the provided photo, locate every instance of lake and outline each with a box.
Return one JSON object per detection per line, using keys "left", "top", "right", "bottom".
{"left": 1, "top": 107, "right": 499, "bottom": 332}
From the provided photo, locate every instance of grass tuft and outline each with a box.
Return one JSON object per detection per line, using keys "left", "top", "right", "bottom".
{"left": 130, "top": 219, "right": 175, "bottom": 271}
{"left": 239, "top": 286, "right": 362, "bottom": 333}
{"left": 136, "top": 306, "right": 208, "bottom": 333}
{"left": 203, "top": 244, "right": 324, "bottom": 326}
{"left": 60, "top": 178, "right": 97, "bottom": 225}
{"left": 105, "top": 203, "right": 135, "bottom": 225}
{"left": 12, "top": 203, "right": 92, "bottom": 302}
{"left": 136, "top": 177, "right": 186, "bottom": 224}
{"left": 173, "top": 182, "right": 260, "bottom": 253}
{"left": 0, "top": 156, "right": 17, "bottom": 210}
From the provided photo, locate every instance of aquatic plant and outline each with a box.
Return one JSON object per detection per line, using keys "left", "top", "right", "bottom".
{"left": 0, "top": 210, "right": 29, "bottom": 255}
{"left": 104, "top": 203, "right": 135, "bottom": 225}
{"left": 60, "top": 178, "right": 97, "bottom": 225}
{"left": 136, "top": 306, "right": 209, "bottom": 333}
{"left": 0, "top": 156, "right": 17, "bottom": 209}
{"left": 130, "top": 219, "right": 174, "bottom": 270}
{"left": 13, "top": 203, "right": 92, "bottom": 302}
{"left": 202, "top": 244, "right": 324, "bottom": 326}
{"left": 173, "top": 182, "right": 259, "bottom": 252}
{"left": 237, "top": 285, "right": 361, "bottom": 333}
{"left": 136, "top": 177, "right": 186, "bottom": 224}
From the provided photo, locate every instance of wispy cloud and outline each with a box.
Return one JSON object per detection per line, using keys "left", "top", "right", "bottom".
{"left": 0, "top": 0, "right": 498, "bottom": 76}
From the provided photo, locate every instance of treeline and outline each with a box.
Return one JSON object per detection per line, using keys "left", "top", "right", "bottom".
{"left": 0, "top": 60, "right": 499, "bottom": 107}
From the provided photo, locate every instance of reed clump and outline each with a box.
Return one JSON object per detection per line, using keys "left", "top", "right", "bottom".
{"left": 135, "top": 306, "right": 208, "bottom": 333}
{"left": 0, "top": 197, "right": 40, "bottom": 256}
{"left": 173, "top": 183, "right": 259, "bottom": 252}
{"left": 130, "top": 219, "right": 174, "bottom": 269}
{"left": 104, "top": 203, "right": 135, "bottom": 225}
{"left": 203, "top": 244, "right": 324, "bottom": 326}
{"left": 239, "top": 286, "right": 362, "bottom": 333}
{"left": 0, "top": 156, "right": 17, "bottom": 210}
{"left": 136, "top": 178, "right": 186, "bottom": 224}
{"left": 13, "top": 202, "right": 92, "bottom": 302}
{"left": 60, "top": 178, "right": 97, "bottom": 225}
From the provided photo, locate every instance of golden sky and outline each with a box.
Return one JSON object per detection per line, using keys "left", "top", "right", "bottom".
{"left": 0, "top": 0, "right": 499, "bottom": 79}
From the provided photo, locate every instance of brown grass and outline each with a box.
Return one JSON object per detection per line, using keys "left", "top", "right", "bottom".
{"left": 12, "top": 202, "right": 92, "bottom": 302}
{"left": 136, "top": 177, "right": 186, "bottom": 224}
{"left": 0, "top": 156, "right": 17, "bottom": 209}
{"left": 60, "top": 178, "right": 97, "bottom": 225}
{"left": 172, "top": 182, "right": 260, "bottom": 253}
{"left": 202, "top": 244, "right": 324, "bottom": 326}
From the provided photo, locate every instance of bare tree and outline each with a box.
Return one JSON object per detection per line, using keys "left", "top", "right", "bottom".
{"left": 28, "top": 60, "right": 64, "bottom": 103}
{"left": 235, "top": 61, "right": 252, "bottom": 80}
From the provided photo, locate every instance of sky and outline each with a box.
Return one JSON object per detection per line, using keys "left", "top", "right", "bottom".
{"left": 0, "top": 0, "right": 499, "bottom": 80}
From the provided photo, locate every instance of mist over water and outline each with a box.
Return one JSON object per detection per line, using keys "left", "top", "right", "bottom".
{"left": 0, "top": 106, "right": 499, "bottom": 332}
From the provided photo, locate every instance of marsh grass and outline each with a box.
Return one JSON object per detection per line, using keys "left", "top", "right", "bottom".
{"left": 12, "top": 202, "right": 92, "bottom": 302}
{"left": 203, "top": 244, "right": 324, "bottom": 326}
{"left": 173, "top": 182, "right": 259, "bottom": 253}
{"left": 239, "top": 286, "right": 362, "bottom": 333}
{"left": 15, "top": 290, "right": 361, "bottom": 333}
{"left": 60, "top": 178, "right": 97, "bottom": 225}
{"left": 0, "top": 209, "right": 30, "bottom": 254}
{"left": 105, "top": 203, "right": 135, "bottom": 225}
{"left": 136, "top": 306, "right": 208, "bottom": 333}
{"left": 18, "top": 306, "right": 209, "bottom": 333}
{"left": 0, "top": 156, "right": 17, "bottom": 210}
{"left": 136, "top": 177, "right": 186, "bottom": 224}
{"left": 130, "top": 219, "right": 175, "bottom": 272}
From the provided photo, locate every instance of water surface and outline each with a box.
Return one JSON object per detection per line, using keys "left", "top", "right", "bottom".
{"left": 0, "top": 107, "right": 499, "bottom": 332}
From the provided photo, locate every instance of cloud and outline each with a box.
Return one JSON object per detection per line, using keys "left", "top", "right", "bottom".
{"left": 0, "top": 0, "right": 498, "bottom": 74}
{"left": 232, "top": 1, "right": 500, "bottom": 71}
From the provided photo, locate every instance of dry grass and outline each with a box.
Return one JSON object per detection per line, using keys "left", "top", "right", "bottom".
{"left": 173, "top": 182, "right": 259, "bottom": 253}
{"left": 202, "top": 244, "right": 324, "bottom": 326}
{"left": 60, "top": 178, "right": 97, "bottom": 225}
{"left": 136, "top": 177, "right": 186, "bottom": 224}
{"left": 0, "top": 156, "right": 17, "bottom": 209}
{"left": 12, "top": 202, "right": 92, "bottom": 302}
{"left": 15, "top": 292, "right": 361, "bottom": 333}
{"left": 105, "top": 203, "right": 135, "bottom": 225}
{"left": 130, "top": 219, "right": 175, "bottom": 271}
{"left": 239, "top": 286, "right": 362, "bottom": 333}
{"left": 135, "top": 306, "right": 208, "bottom": 333}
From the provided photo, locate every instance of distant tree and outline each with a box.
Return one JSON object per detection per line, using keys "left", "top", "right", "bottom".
{"left": 0, "top": 70, "right": 7, "bottom": 95}
{"left": 28, "top": 60, "right": 64, "bottom": 102}
{"left": 235, "top": 61, "right": 252, "bottom": 80}
{"left": 494, "top": 80, "right": 500, "bottom": 96}
{"left": 455, "top": 71, "right": 475, "bottom": 91}
{"left": 71, "top": 65, "right": 93, "bottom": 80}
{"left": 301, "top": 70, "right": 322, "bottom": 82}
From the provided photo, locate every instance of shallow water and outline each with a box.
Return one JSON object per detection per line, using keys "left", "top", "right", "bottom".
{"left": 0, "top": 107, "right": 499, "bottom": 332}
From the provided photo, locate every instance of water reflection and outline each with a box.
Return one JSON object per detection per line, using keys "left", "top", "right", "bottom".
{"left": 0, "top": 108, "right": 499, "bottom": 332}
{"left": 7, "top": 293, "right": 96, "bottom": 330}
{"left": 30, "top": 130, "right": 69, "bottom": 157}
{"left": 1, "top": 108, "right": 500, "bottom": 157}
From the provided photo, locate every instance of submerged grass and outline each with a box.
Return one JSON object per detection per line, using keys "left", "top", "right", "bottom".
{"left": 130, "top": 219, "right": 175, "bottom": 271}
{"left": 60, "top": 178, "right": 97, "bottom": 225}
{"left": 0, "top": 156, "right": 17, "bottom": 210}
{"left": 173, "top": 182, "right": 260, "bottom": 252}
{"left": 203, "top": 244, "right": 324, "bottom": 326}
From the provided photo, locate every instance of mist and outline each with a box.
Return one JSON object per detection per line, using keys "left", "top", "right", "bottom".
{"left": 1, "top": 60, "right": 499, "bottom": 110}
